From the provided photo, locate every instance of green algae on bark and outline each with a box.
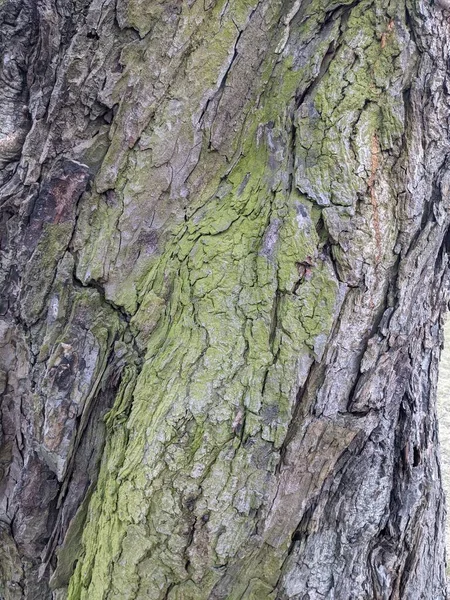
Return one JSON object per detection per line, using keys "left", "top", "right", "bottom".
{"left": 67, "top": 130, "right": 341, "bottom": 600}
{"left": 2, "top": 0, "right": 449, "bottom": 596}
{"left": 65, "top": 1, "right": 420, "bottom": 598}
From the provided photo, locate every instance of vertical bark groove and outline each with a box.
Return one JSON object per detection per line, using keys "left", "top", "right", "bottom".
{"left": 1, "top": 0, "right": 450, "bottom": 598}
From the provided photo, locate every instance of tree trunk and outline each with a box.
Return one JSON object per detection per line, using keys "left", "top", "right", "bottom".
{"left": 1, "top": 0, "right": 450, "bottom": 598}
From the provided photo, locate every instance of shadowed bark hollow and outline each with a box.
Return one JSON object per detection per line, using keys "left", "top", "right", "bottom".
{"left": 1, "top": 0, "right": 450, "bottom": 598}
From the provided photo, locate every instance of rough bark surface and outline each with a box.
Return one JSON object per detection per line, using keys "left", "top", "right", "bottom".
{"left": 438, "top": 320, "right": 450, "bottom": 566}
{"left": 1, "top": 0, "right": 450, "bottom": 598}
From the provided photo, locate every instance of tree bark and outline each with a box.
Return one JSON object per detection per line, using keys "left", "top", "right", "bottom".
{"left": 1, "top": 0, "right": 450, "bottom": 598}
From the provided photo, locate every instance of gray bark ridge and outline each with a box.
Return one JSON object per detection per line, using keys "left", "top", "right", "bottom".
{"left": 0, "top": 0, "right": 450, "bottom": 599}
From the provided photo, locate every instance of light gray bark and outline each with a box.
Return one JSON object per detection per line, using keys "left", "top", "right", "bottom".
{"left": 1, "top": 0, "right": 450, "bottom": 599}
{"left": 438, "top": 320, "right": 450, "bottom": 572}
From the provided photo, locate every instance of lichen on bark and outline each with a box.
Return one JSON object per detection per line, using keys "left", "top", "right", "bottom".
{"left": 1, "top": 0, "right": 450, "bottom": 598}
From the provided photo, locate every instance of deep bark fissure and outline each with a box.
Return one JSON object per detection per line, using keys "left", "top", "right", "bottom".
{"left": 2, "top": 0, "right": 450, "bottom": 598}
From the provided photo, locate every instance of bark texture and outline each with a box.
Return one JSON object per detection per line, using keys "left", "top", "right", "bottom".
{"left": 1, "top": 0, "right": 450, "bottom": 598}
{"left": 438, "top": 320, "right": 450, "bottom": 564}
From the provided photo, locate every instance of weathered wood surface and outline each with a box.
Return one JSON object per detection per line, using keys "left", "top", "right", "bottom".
{"left": 438, "top": 320, "right": 450, "bottom": 572}
{"left": 1, "top": 0, "right": 450, "bottom": 598}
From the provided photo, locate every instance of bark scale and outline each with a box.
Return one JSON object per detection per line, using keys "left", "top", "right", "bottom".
{"left": 1, "top": 0, "right": 450, "bottom": 598}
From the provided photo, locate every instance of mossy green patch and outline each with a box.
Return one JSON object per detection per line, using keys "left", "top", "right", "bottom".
{"left": 296, "top": 0, "right": 405, "bottom": 208}
{"left": 65, "top": 0, "right": 405, "bottom": 597}
{"left": 67, "top": 122, "right": 339, "bottom": 599}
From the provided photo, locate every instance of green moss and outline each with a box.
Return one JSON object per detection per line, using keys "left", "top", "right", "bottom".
{"left": 67, "top": 114, "right": 340, "bottom": 599}
{"left": 65, "top": 0, "right": 402, "bottom": 597}
{"left": 296, "top": 1, "right": 405, "bottom": 208}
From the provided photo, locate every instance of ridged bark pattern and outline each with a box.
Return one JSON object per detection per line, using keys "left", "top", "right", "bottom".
{"left": 1, "top": 0, "right": 450, "bottom": 598}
